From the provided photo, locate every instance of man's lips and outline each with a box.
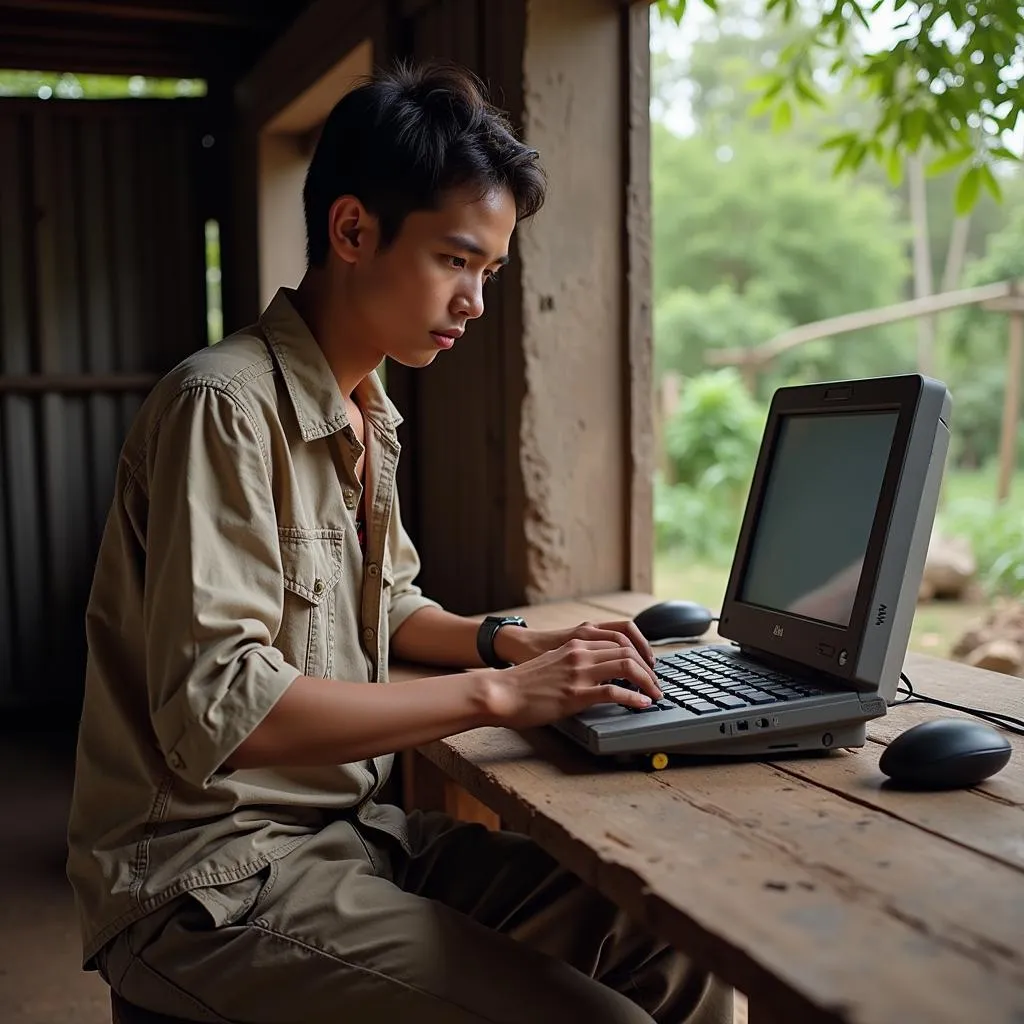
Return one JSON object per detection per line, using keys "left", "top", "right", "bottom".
{"left": 430, "top": 329, "right": 463, "bottom": 349}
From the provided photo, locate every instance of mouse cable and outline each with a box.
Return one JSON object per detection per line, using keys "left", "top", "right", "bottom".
{"left": 895, "top": 671, "right": 1024, "bottom": 737}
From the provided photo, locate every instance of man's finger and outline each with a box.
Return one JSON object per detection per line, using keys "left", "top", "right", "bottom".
{"left": 584, "top": 683, "right": 653, "bottom": 710}
{"left": 586, "top": 620, "right": 656, "bottom": 668}
{"left": 577, "top": 626, "right": 634, "bottom": 651}
{"left": 577, "top": 650, "right": 661, "bottom": 700}
{"left": 620, "top": 620, "right": 656, "bottom": 666}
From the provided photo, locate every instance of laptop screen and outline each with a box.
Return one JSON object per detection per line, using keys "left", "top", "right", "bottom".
{"left": 739, "top": 410, "right": 899, "bottom": 628}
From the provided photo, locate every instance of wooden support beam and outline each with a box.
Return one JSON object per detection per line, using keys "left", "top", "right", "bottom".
{"left": 0, "top": 373, "right": 159, "bottom": 394}
{"left": 997, "top": 311, "right": 1023, "bottom": 504}
{"left": 981, "top": 297, "right": 1024, "bottom": 314}
{"left": 234, "top": 0, "right": 382, "bottom": 131}
{"left": 707, "top": 280, "right": 1022, "bottom": 369}
{"left": 623, "top": 0, "right": 654, "bottom": 594}
{"left": 0, "top": 0, "right": 278, "bottom": 29}
{"left": 402, "top": 749, "right": 501, "bottom": 830}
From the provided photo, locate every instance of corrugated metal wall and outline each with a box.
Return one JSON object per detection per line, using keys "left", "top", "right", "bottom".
{"left": 0, "top": 99, "right": 210, "bottom": 710}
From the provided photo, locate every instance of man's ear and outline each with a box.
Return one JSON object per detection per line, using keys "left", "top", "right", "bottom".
{"left": 327, "top": 196, "right": 378, "bottom": 264}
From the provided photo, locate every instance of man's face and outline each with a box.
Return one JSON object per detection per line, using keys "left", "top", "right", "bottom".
{"left": 339, "top": 185, "right": 516, "bottom": 368}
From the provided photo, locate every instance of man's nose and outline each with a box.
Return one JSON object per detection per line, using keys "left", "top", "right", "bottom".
{"left": 455, "top": 280, "right": 485, "bottom": 320}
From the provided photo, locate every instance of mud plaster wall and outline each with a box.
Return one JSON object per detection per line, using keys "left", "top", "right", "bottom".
{"left": 520, "top": 0, "right": 627, "bottom": 601}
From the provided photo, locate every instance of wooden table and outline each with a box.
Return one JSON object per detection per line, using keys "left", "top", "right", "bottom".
{"left": 394, "top": 591, "right": 1024, "bottom": 1024}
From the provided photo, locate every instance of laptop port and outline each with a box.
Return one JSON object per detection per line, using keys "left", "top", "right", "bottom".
{"left": 756, "top": 717, "right": 770, "bottom": 729}
{"left": 737, "top": 720, "right": 749, "bottom": 731}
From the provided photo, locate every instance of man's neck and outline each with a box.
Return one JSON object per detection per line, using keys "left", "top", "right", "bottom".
{"left": 292, "top": 269, "right": 380, "bottom": 399}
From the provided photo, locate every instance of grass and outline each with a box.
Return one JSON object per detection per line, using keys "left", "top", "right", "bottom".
{"left": 653, "top": 465, "right": 1021, "bottom": 661}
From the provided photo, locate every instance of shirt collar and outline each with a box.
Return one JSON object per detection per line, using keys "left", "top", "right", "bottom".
{"left": 258, "top": 287, "right": 403, "bottom": 444}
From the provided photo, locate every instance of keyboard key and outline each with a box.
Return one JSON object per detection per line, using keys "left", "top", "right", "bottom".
{"left": 687, "top": 700, "right": 719, "bottom": 714}
{"left": 709, "top": 694, "right": 748, "bottom": 709}
{"left": 738, "top": 690, "right": 777, "bottom": 705}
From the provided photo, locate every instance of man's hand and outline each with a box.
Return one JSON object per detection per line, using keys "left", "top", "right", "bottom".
{"left": 478, "top": 638, "right": 662, "bottom": 729}
{"left": 493, "top": 618, "right": 655, "bottom": 670}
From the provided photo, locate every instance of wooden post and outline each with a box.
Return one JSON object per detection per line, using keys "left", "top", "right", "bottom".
{"left": 997, "top": 311, "right": 1023, "bottom": 504}
{"left": 981, "top": 293, "right": 1024, "bottom": 505}
{"left": 908, "top": 153, "right": 936, "bottom": 376}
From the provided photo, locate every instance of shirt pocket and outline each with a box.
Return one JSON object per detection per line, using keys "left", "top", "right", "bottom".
{"left": 278, "top": 527, "right": 345, "bottom": 679}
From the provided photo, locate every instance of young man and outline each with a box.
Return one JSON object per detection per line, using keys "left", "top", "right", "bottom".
{"left": 68, "top": 64, "right": 731, "bottom": 1024}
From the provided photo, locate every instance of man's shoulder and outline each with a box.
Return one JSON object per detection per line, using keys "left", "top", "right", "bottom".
{"left": 161, "top": 327, "right": 277, "bottom": 400}
{"left": 122, "top": 327, "right": 284, "bottom": 469}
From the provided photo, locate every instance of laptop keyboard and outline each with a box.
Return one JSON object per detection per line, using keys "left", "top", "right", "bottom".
{"left": 628, "top": 647, "right": 827, "bottom": 715}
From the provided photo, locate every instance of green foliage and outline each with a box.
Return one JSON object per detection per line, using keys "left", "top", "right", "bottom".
{"left": 652, "top": 124, "right": 910, "bottom": 325}
{"left": 944, "top": 204, "right": 1024, "bottom": 467}
{"left": 656, "top": 371, "right": 766, "bottom": 560}
{"left": 652, "top": 120, "right": 916, "bottom": 383}
{"left": 204, "top": 220, "right": 223, "bottom": 345}
{"left": 656, "top": 0, "right": 1024, "bottom": 212}
{"left": 0, "top": 69, "right": 206, "bottom": 99}
{"left": 940, "top": 497, "right": 1024, "bottom": 598}
{"left": 654, "top": 284, "right": 792, "bottom": 379}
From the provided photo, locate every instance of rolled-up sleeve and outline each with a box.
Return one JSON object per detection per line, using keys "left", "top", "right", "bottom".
{"left": 386, "top": 486, "right": 440, "bottom": 640}
{"left": 138, "top": 384, "right": 299, "bottom": 788}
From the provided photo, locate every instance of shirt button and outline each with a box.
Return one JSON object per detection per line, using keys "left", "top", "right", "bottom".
{"left": 363, "top": 627, "right": 376, "bottom": 642}
{"left": 367, "top": 563, "right": 380, "bottom": 578}
{"left": 343, "top": 490, "right": 357, "bottom": 509}
{"left": 313, "top": 578, "right": 325, "bottom": 595}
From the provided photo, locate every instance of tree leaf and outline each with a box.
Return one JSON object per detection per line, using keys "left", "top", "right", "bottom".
{"left": 820, "top": 132, "right": 858, "bottom": 152}
{"left": 979, "top": 163, "right": 1004, "bottom": 203}
{"left": 655, "top": 0, "right": 687, "bottom": 24}
{"left": 749, "top": 94, "right": 777, "bottom": 118}
{"left": 954, "top": 165, "right": 982, "bottom": 216}
{"left": 794, "top": 77, "right": 823, "bottom": 106}
{"left": 886, "top": 147, "right": 904, "bottom": 186}
{"left": 772, "top": 99, "right": 793, "bottom": 132}
{"left": 927, "top": 147, "right": 976, "bottom": 176}
{"left": 904, "top": 108, "right": 928, "bottom": 151}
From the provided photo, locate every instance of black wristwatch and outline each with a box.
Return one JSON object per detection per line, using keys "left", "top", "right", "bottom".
{"left": 476, "top": 615, "right": 528, "bottom": 669}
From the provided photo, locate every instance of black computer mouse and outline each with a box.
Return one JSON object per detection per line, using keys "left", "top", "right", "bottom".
{"left": 633, "top": 600, "right": 715, "bottom": 643}
{"left": 878, "top": 718, "right": 1012, "bottom": 790}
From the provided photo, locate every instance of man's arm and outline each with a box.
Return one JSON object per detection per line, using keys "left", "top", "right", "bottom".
{"left": 385, "top": 493, "right": 656, "bottom": 671}
{"left": 390, "top": 605, "right": 514, "bottom": 668}
{"left": 391, "top": 604, "right": 657, "bottom": 673}
{"left": 228, "top": 670, "right": 490, "bottom": 768}
{"left": 229, "top": 638, "right": 660, "bottom": 770}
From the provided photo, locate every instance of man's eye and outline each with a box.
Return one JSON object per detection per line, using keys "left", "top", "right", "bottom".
{"left": 485, "top": 269, "right": 501, "bottom": 285}
{"left": 447, "top": 255, "right": 467, "bottom": 269}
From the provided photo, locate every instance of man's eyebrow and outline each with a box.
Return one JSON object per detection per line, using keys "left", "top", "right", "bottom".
{"left": 443, "top": 234, "right": 510, "bottom": 266}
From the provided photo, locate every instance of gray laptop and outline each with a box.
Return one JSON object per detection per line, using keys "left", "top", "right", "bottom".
{"left": 554, "top": 373, "right": 952, "bottom": 761}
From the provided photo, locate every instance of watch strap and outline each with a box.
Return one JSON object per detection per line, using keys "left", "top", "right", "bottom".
{"left": 476, "top": 615, "right": 527, "bottom": 669}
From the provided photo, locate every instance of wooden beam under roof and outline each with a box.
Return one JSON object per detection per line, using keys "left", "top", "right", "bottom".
{"left": 0, "top": 0, "right": 306, "bottom": 78}
{"left": 0, "top": 0, "right": 282, "bottom": 29}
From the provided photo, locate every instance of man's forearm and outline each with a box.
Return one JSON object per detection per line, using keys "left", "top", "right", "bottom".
{"left": 228, "top": 671, "right": 497, "bottom": 770}
{"left": 390, "top": 605, "right": 529, "bottom": 668}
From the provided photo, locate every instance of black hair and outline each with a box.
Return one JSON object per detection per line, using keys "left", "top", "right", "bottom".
{"left": 303, "top": 61, "right": 547, "bottom": 265}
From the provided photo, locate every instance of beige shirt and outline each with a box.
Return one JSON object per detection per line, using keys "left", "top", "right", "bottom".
{"left": 67, "top": 288, "right": 439, "bottom": 967}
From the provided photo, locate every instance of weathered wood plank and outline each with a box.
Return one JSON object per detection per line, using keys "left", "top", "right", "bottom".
{"left": 652, "top": 755, "right": 1024, "bottom": 974}
{"left": 419, "top": 724, "right": 1024, "bottom": 1024}
{"left": 405, "top": 594, "right": 1024, "bottom": 1024}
